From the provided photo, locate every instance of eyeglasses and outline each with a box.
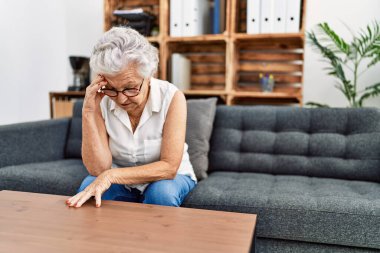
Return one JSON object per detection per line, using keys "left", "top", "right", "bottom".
{"left": 100, "top": 78, "right": 144, "bottom": 97}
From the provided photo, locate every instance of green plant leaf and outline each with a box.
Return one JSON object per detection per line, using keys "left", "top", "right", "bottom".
{"left": 352, "top": 21, "right": 380, "bottom": 58}
{"left": 367, "top": 39, "right": 380, "bottom": 67}
{"left": 308, "top": 21, "right": 380, "bottom": 108}
{"left": 307, "top": 31, "right": 349, "bottom": 83}
{"left": 305, "top": 102, "right": 330, "bottom": 108}
{"left": 317, "top": 23, "right": 351, "bottom": 55}
{"left": 358, "top": 82, "right": 380, "bottom": 106}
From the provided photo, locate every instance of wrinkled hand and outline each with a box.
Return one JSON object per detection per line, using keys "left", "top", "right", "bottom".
{"left": 83, "top": 74, "right": 108, "bottom": 112}
{"left": 66, "top": 170, "right": 113, "bottom": 208}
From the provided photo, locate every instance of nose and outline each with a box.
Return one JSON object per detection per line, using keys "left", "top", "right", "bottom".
{"left": 116, "top": 92, "right": 128, "bottom": 103}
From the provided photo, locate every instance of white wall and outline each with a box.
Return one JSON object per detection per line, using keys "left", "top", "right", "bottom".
{"left": 304, "top": 0, "right": 380, "bottom": 107}
{"left": 0, "top": 0, "right": 379, "bottom": 125}
{"left": 0, "top": 0, "right": 68, "bottom": 125}
{"left": 0, "top": 0, "right": 103, "bottom": 125}
{"left": 64, "top": 0, "right": 103, "bottom": 83}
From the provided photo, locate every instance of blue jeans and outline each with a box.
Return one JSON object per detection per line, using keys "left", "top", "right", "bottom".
{"left": 78, "top": 174, "right": 196, "bottom": 207}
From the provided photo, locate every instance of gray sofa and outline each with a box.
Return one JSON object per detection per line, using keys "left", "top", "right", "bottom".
{"left": 1, "top": 101, "right": 379, "bottom": 253}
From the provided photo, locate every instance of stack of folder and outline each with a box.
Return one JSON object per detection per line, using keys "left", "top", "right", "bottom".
{"left": 170, "top": 53, "right": 191, "bottom": 90}
{"left": 247, "top": 0, "right": 302, "bottom": 34}
{"left": 170, "top": 0, "right": 211, "bottom": 37}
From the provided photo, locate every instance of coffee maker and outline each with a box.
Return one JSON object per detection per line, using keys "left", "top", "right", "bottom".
{"left": 68, "top": 56, "right": 90, "bottom": 91}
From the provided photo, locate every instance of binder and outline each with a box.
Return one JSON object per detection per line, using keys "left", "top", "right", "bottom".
{"left": 260, "top": 0, "right": 274, "bottom": 34}
{"left": 171, "top": 53, "right": 191, "bottom": 91}
{"left": 247, "top": 0, "right": 261, "bottom": 34}
{"left": 213, "top": 0, "right": 226, "bottom": 34}
{"left": 213, "top": 0, "right": 220, "bottom": 34}
{"left": 273, "top": 0, "right": 287, "bottom": 33}
{"left": 219, "top": 0, "right": 226, "bottom": 33}
{"left": 183, "top": 0, "right": 210, "bottom": 36}
{"left": 285, "top": 0, "right": 301, "bottom": 33}
{"left": 170, "top": 0, "right": 183, "bottom": 37}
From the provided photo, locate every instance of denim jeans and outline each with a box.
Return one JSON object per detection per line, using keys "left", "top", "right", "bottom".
{"left": 78, "top": 174, "right": 196, "bottom": 207}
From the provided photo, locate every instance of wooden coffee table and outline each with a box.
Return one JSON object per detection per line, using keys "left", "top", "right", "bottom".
{"left": 0, "top": 190, "right": 256, "bottom": 253}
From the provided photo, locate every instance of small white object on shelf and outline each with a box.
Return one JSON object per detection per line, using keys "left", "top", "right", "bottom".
{"left": 113, "top": 8, "right": 144, "bottom": 15}
{"left": 171, "top": 53, "right": 191, "bottom": 91}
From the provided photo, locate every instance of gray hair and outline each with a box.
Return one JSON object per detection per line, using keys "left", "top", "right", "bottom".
{"left": 90, "top": 27, "right": 159, "bottom": 77}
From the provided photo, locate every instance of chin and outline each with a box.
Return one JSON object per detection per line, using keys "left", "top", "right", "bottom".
{"left": 120, "top": 103, "right": 133, "bottom": 107}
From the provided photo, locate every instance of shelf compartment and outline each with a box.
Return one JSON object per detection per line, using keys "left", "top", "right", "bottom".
{"left": 233, "top": 0, "right": 306, "bottom": 35}
{"left": 168, "top": 0, "right": 228, "bottom": 37}
{"left": 104, "top": 0, "right": 160, "bottom": 37}
{"left": 167, "top": 40, "right": 227, "bottom": 91}
{"left": 234, "top": 36, "right": 304, "bottom": 105}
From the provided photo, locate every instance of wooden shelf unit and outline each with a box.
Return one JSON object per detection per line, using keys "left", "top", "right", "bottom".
{"left": 103, "top": 0, "right": 307, "bottom": 105}
{"left": 49, "top": 91, "right": 85, "bottom": 119}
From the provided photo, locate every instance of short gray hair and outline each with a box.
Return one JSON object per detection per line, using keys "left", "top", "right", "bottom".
{"left": 90, "top": 27, "right": 159, "bottom": 77}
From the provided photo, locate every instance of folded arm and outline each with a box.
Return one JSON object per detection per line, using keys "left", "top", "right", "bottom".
{"left": 108, "top": 90, "right": 187, "bottom": 184}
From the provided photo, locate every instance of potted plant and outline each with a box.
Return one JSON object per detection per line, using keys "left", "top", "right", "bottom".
{"left": 307, "top": 21, "right": 380, "bottom": 107}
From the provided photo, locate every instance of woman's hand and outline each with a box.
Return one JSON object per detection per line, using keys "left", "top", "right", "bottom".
{"left": 83, "top": 74, "right": 108, "bottom": 112}
{"left": 66, "top": 170, "right": 113, "bottom": 208}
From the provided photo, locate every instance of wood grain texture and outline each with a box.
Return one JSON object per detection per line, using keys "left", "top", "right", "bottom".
{"left": 79, "top": 0, "right": 308, "bottom": 109}
{"left": 0, "top": 191, "right": 256, "bottom": 253}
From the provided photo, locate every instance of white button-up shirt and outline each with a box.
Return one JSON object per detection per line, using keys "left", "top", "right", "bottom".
{"left": 100, "top": 77, "right": 197, "bottom": 192}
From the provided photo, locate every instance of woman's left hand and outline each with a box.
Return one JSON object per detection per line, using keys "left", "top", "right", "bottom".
{"left": 66, "top": 170, "right": 113, "bottom": 208}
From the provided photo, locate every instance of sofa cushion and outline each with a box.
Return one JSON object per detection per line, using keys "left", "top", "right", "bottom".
{"left": 186, "top": 98, "right": 217, "bottom": 180}
{"left": 209, "top": 106, "right": 380, "bottom": 182}
{"left": 256, "top": 237, "right": 380, "bottom": 253}
{"left": 65, "top": 98, "right": 217, "bottom": 180}
{"left": 182, "top": 172, "right": 380, "bottom": 250}
{"left": 0, "top": 159, "right": 88, "bottom": 196}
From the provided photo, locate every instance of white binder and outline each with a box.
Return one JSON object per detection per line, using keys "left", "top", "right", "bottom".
{"left": 273, "top": 0, "right": 287, "bottom": 33}
{"left": 183, "top": 0, "right": 210, "bottom": 36}
{"left": 170, "top": 0, "right": 183, "bottom": 37}
{"left": 260, "top": 0, "right": 274, "bottom": 34}
{"left": 247, "top": 0, "right": 261, "bottom": 34}
{"left": 171, "top": 53, "right": 191, "bottom": 91}
{"left": 285, "top": 0, "right": 301, "bottom": 33}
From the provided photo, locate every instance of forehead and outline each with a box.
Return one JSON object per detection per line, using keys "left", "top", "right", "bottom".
{"left": 103, "top": 65, "right": 141, "bottom": 87}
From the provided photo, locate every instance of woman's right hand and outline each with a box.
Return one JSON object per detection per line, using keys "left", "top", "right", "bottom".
{"left": 83, "top": 74, "right": 108, "bottom": 112}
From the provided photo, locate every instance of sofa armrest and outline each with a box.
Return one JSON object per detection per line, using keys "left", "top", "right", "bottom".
{"left": 0, "top": 118, "right": 70, "bottom": 168}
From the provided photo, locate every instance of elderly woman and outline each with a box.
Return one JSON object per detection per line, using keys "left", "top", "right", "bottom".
{"left": 66, "top": 27, "right": 197, "bottom": 208}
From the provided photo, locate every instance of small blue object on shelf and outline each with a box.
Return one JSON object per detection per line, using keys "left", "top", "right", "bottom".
{"left": 213, "top": 0, "right": 220, "bottom": 34}
{"left": 259, "top": 73, "right": 275, "bottom": 92}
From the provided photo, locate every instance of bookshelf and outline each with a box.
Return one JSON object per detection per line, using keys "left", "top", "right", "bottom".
{"left": 104, "top": 0, "right": 307, "bottom": 106}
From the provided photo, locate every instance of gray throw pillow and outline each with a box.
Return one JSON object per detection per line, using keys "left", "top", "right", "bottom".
{"left": 186, "top": 98, "right": 217, "bottom": 181}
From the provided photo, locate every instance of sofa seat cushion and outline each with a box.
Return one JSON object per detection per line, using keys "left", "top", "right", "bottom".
{"left": 182, "top": 172, "right": 380, "bottom": 249}
{"left": 0, "top": 159, "right": 88, "bottom": 196}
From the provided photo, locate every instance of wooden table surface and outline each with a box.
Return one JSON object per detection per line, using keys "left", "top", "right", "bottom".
{"left": 0, "top": 191, "right": 256, "bottom": 253}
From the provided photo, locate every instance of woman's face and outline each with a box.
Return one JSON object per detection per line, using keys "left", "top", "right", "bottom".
{"left": 101, "top": 64, "right": 148, "bottom": 111}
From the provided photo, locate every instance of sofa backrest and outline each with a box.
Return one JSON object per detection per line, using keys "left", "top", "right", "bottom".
{"left": 64, "top": 98, "right": 218, "bottom": 182}
{"left": 65, "top": 100, "right": 83, "bottom": 158}
{"left": 208, "top": 106, "right": 380, "bottom": 183}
